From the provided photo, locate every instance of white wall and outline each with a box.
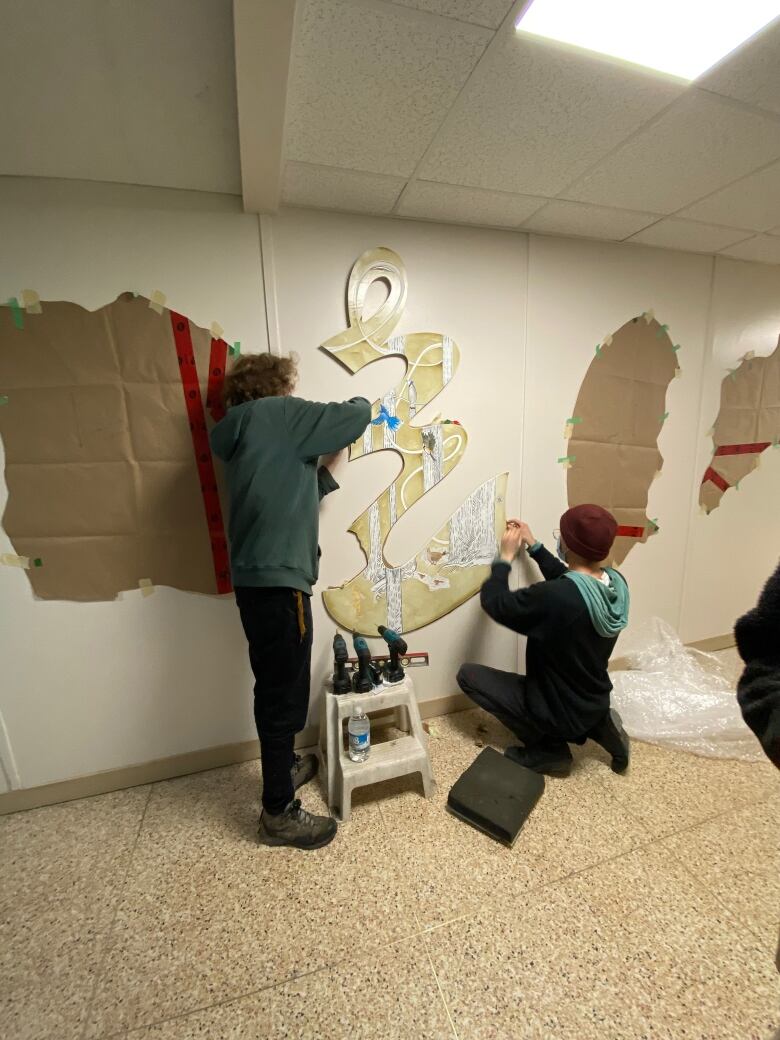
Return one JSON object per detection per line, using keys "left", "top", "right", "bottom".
{"left": 2, "top": 183, "right": 779, "bottom": 793}
{"left": 0, "top": 179, "right": 267, "bottom": 790}
{"left": 268, "top": 208, "right": 525, "bottom": 714}
{"left": 523, "top": 235, "right": 713, "bottom": 637}
{"left": 679, "top": 257, "right": 780, "bottom": 642}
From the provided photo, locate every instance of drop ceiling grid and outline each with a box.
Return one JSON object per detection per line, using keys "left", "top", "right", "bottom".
{"left": 698, "top": 16, "right": 780, "bottom": 117}
{"left": 284, "top": 0, "right": 493, "bottom": 178}
{"left": 564, "top": 90, "right": 780, "bottom": 213}
{"left": 377, "top": 0, "right": 516, "bottom": 30}
{"left": 281, "top": 2, "right": 780, "bottom": 262}
{"left": 414, "top": 33, "right": 684, "bottom": 196}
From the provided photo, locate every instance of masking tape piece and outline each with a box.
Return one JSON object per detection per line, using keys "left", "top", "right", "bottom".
{"left": 148, "top": 291, "right": 166, "bottom": 315}
{"left": 563, "top": 424, "right": 573, "bottom": 439}
{"left": 0, "top": 395, "right": 8, "bottom": 406}
{"left": 138, "top": 578, "right": 154, "bottom": 597}
{"left": 210, "top": 322, "right": 224, "bottom": 340}
{"left": 699, "top": 503, "right": 709, "bottom": 515}
{"left": 21, "top": 289, "right": 42, "bottom": 314}
{"left": 674, "top": 367, "right": 682, "bottom": 379}
{"left": 229, "top": 341, "right": 241, "bottom": 358}
{"left": 6, "top": 298, "right": 23, "bottom": 329}
{"left": 642, "top": 308, "right": 654, "bottom": 323}
{"left": 602, "top": 334, "right": 613, "bottom": 347}
{"left": 740, "top": 350, "right": 755, "bottom": 363}
{"left": 1, "top": 553, "right": 30, "bottom": 569}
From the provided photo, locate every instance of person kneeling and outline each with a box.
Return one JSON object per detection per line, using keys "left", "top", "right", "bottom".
{"left": 457, "top": 504, "right": 630, "bottom": 777}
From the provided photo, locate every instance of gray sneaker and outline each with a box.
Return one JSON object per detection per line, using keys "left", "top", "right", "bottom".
{"left": 292, "top": 753, "right": 319, "bottom": 791}
{"left": 258, "top": 799, "right": 337, "bottom": 850}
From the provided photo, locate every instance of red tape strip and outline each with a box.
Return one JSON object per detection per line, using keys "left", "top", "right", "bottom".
{"left": 206, "top": 337, "right": 228, "bottom": 423}
{"left": 702, "top": 466, "right": 730, "bottom": 493}
{"left": 615, "top": 525, "right": 645, "bottom": 538}
{"left": 170, "top": 313, "right": 232, "bottom": 594}
{"left": 714, "top": 441, "right": 771, "bottom": 457}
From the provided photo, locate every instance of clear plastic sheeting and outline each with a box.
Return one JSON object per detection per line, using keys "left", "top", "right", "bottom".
{"left": 610, "top": 617, "right": 763, "bottom": 761}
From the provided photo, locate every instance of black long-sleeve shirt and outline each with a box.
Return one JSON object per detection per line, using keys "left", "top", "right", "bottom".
{"left": 480, "top": 544, "right": 623, "bottom": 740}
{"left": 735, "top": 561, "right": 780, "bottom": 770}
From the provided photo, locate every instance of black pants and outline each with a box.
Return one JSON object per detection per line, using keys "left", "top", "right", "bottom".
{"left": 235, "top": 586, "right": 313, "bottom": 815}
{"left": 456, "top": 663, "right": 569, "bottom": 755}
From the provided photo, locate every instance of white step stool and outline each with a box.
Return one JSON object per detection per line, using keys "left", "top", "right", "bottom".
{"left": 318, "top": 674, "right": 434, "bottom": 822}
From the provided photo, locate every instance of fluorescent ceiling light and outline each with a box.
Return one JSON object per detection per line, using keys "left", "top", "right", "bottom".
{"left": 515, "top": 0, "right": 779, "bottom": 81}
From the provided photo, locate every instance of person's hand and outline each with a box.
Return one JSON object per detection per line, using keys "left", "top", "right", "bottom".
{"left": 507, "top": 519, "right": 536, "bottom": 548}
{"left": 320, "top": 450, "right": 344, "bottom": 473}
{"left": 499, "top": 523, "right": 524, "bottom": 563}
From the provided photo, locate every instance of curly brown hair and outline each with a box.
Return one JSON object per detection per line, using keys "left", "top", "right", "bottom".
{"left": 222, "top": 353, "right": 298, "bottom": 408}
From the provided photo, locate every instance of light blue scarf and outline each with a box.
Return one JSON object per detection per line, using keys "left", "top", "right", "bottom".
{"left": 563, "top": 568, "right": 630, "bottom": 638}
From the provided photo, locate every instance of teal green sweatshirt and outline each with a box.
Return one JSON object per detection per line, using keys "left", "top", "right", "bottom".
{"left": 210, "top": 395, "right": 371, "bottom": 594}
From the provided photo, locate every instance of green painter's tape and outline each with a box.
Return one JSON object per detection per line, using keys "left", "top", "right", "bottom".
{"left": 595, "top": 344, "right": 602, "bottom": 357}
{"left": 660, "top": 411, "right": 669, "bottom": 423}
{"left": 557, "top": 455, "right": 575, "bottom": 464}
{"left": 229, "top": 341, "right": 241, "bottom": 358}
{"left": 566, "top": 416, "right": 582, "bottom": 425}
{"left": 656, "top": 324, "right": 670, "bottom": 338}
{"left": 649, "top": 518, "right": 659, "bottom": 531}
{"left": 6, "top": 298, "right": 23, "bottom": 329}
{"left": 672, "top": 343, "right": 681, "bottom": 352}
{"left": 0, "top": 395, "right": 8, "bottom": 406}
{"left": 33, "top": 557, "right": 42, "bottom": 568}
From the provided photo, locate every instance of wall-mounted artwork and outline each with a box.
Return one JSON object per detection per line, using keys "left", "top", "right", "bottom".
{"left": 700, "top": 336, "right": 780, "bottom": 513}
{"left": 321, "top": 248, "right": 507, "bottom": 635}
{"left": 566, "top": 313, "right": 679, "bottom": 565}
{"left": 0, "top": 294, "right": 231, "bottom": 599}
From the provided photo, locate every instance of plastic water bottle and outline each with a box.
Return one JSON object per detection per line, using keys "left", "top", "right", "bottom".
{"left": 348, "top": 707, "right": 370, "bottom": 762}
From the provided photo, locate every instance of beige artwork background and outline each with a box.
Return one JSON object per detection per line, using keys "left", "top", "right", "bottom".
{"left": 566, "top": 312, "right": 680, "bottom": 566}
{"left": 321, "top": 248, "right": 507, "bottom": 635}
{"left": 0, "top": 294, "right": 221, "bottom": 599}
{"left": 699, "top": 336, "right": 780, "bottom": 513}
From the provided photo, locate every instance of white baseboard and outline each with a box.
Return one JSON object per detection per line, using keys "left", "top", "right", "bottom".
{"left": 1, "top": 636, "right": 738, "bottom": 815}
{"left": 0, "top": 692, "right": 472, "bottom": 815}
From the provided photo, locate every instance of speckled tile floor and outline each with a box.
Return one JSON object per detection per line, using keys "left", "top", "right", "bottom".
{"left": 2, "top": 687, "right": 779, "bottom": 1039}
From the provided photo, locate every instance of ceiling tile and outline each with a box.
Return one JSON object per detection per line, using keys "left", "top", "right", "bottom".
{"left": 521, "top": 200, "right": 657, "bottom": 240}
{"left": 285, "top": 0, "right": 491, "bottom": 178}
{"left": 720, "top": 234, "right": 780, "bottom": 265}
{"left": 282, "top": 162, "right": 405, "bottom": 213}
{"left": 628, "top": 218, "right": 751, "bottom": 253}
{"left": 0, "top": 0, "right": 240, "bottom": 194}
{"left": 385, "top": 0, "right": 514, "bottom": 29}
{"left": 699, "top": 17, "right": 780, "bottom": 117}
{"left": 417, "top": 34, "right": 682, "bottom": 196}
{"left": 566, "top": 91, "right": 780, "bottom": 214}
{"left": 676, "top": 161, "right": 780, "bottom": 232}
{"left": 397, "top": 180, "right": 545, "bottom": 226}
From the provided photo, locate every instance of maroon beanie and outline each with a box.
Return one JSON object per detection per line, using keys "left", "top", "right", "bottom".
{"left": 559, "top": 504, "right": 617, "bottom": 562}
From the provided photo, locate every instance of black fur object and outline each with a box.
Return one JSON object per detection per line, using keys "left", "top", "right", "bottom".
{"left": 734, "top": 560, "right": 780, "bottom": 769}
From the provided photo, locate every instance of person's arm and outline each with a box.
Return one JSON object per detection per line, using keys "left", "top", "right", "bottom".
{"left": 527, "top": 542, "right": 568, "bottom": 581}
{"left": 735, "top": 561, "right": 780, "bottom": 770}
{"left": 509, "top": 519, "right": 567, "bottom": 580}
{"left": 480, "top": 561, "right": 546, "bottom": 636}
{"left": 317, "top": 465, "right": 339, "bottom": 502}
{"left": 284, "top": 396, "right": 371, "bottom": 459}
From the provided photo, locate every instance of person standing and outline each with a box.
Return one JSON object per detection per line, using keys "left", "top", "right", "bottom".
{"left": 734, "top": 559, "right": 780, "bottom": 976}
{"left": 211, "top": 353, "right": 371, "bottom": 849}
{"left": 457, "top": 504, "right": 631, "bottom": 776}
